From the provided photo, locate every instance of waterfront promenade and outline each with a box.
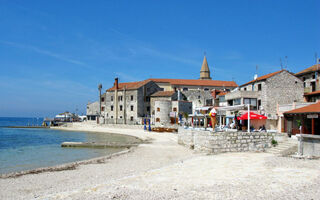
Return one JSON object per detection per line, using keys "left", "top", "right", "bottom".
{"left": 1, "top": 123, "right": 320, "bottom": 199}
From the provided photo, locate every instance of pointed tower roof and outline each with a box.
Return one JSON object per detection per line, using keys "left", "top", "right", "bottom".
{"left": 200, "top": 55, "right": 211, "bottom": 80}
{"left": 200, "top": 56, "right": 209, "bottom": 72}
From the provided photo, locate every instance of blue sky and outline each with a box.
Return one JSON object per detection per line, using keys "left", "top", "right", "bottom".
{"left": 0, "top": 0, "right": 319, "bottom": 117}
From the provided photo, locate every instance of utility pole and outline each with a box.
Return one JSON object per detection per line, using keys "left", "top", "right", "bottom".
{"left": 98, "top": 83, "right": 102, "bottom": 116}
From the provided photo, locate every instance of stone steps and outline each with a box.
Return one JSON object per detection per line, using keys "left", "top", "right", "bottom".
{"left": 266, "top": 139, "right": 298, "bottom": 156}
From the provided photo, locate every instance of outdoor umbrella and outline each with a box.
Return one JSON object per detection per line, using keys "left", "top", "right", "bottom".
{"left": 237, "top": 112, "right": 267, "bottom": 120}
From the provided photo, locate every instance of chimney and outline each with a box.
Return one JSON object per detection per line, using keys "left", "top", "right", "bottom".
{"left": 114, "top": 78, "right": 119, "bottom": 90}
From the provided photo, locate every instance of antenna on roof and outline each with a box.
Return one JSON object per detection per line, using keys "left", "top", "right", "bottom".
{"left": 280, "top": 58, "right": 283, "bottom": 70}
{"left": 284, "top": 56, "right": 288, "bottom": 69}
{"left": 254, "top": 65, "right": 258, "bottom": 80}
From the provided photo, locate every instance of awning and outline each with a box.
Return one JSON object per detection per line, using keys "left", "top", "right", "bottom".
{"left": 237, "top": 112, "right": 267, "bottom": 120}
{"left": 216, "top": 105, "right": 246, "bottom": 111}
{"left": 195, "top": 106, "right": 212, "bottom": 111}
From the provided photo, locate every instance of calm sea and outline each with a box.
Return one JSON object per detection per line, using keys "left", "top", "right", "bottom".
{"left": 0, "top": 117, "right": 140, "bottom": 174}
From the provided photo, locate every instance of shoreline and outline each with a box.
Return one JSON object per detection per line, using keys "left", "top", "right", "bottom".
{"left": 2, "top": 123, "right": 319, "bottom": 199}
{"left": 0, "top": 148, "right": 134, "bottom": 179}
{"left": 0, "top": 123, "right": 148, "bottom": 177}
{"left": 50, "top": 122, "right": 153, "bottom": 141}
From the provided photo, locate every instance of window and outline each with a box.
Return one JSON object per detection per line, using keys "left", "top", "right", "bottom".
{"left": 120, "top": 116, "right": 122, "bottom": 119}
{"left": 111, "top": 105, "right": 113, "bottom": 111}
{"left": 204, "top": 88, "right": 209, "bottom": 91}
{"left": 244, "top": 98, "right": 257, "bottom": 110}
{"left": 156, "top": 118, "right": 160, "bottom": 122}
{"left": 234, "top": 98, "right": 241, "bottom": 105}
{"left": 258, "top": 99, "right": 261, "bottom": 110}
{"left": 101, "top": 107, "right": 105, "bottom": 111}
{"left": 304, "top": 82, "right": 306, "bottom": 87}
{"left": 111, "top": 96, "right": 113, "bottom": 101}
{"left": 219, "top": 96, "right": 226, "bottom": 102}
{"left": 147, "top": 106, "right": 150, "bottom": 112}
{"left": 303, "top": 77, "right": 306, "bottom": 81}
{"left": 313, "top": 75, "right": 316, "bottom": 79}
{"left": 111, "top": 116, "right": 113, "bottom": 119}
{"left": 198, "top": 96, "right": 201, "bottom": 99}
{"left": 183, "top": 88, "right": 188, "bottom": 91}
{"left": 244, "top": 87, "right": 247, "bottom": 91}
{"left": 130, "top": 116, "right": 134, "bottom": 121}
{"left": 118, "top": 96, "right": 123, "bottom": 101}
{"left": 101, "top": 97, "right": 105, "bottom": 102}
{"left": 173, "top": 107, "right": 177, "bottom": 112}
{"left": 258, "top": 84, "right": 262, "bottom": 91}
{"left": 145, "top": 97, "right": 150, "bottom": 102}
{"left": 206, "top": 99, "right": 213, "bottom": 106}
{"left": 157, "top": 107, "right": 160, "bottom": 112}
{"left": 131, "top": 95, "right": 134, "bottom": 101}
{"left": 120, "top": 105, "right": 123, "bottom": 111}
{"left": 131, "top": 105, "right": 134, "bottom": 111}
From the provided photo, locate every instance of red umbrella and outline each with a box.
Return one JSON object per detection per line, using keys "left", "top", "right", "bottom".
{"left": 237, "top": 112, "right": 267, "bottom": 120}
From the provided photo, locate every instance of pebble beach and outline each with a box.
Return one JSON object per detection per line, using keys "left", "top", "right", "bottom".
{"left": 1, "top": 123, "right": 320, "bottom": 200}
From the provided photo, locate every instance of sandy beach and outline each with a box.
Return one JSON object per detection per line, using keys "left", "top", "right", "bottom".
{"left": 1, "top": 123, "right": 320, "bottom": 200}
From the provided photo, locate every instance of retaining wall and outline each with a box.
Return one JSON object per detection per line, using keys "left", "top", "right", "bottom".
{"left": 178, "top": 127, "right": 285, "bottom": 153}
{"left": 297, "top": 134, "right": 320, "bottom": 157}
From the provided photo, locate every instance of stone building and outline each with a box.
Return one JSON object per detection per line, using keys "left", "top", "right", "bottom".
{"left": 295, "top": 63, "right": 320, "bottom": 102}
{"left": 150, "top": 91, "right": 183, "bottom": 116}
{"left": 86, "top": 101, "right": 99, "bottom": 121}
{"left": 182, "top": 90, "right": 214, "bottom": 113}
{"left": 225, "top": 70, "right": 304, "bottom": 130}
{"left": 103, "top": 78, "right": 161, "bottom": 124}
{"left": 98, "top": 55, "right": 237, "bottom": 125}
{"left": 149, "top": 56, "right": 238, "bottom": 92}
{"left": 154, "top": 100, "right": 192, "bottom": 126}
{"left": 150, "top": 78, "right": 237, "bottom": 92}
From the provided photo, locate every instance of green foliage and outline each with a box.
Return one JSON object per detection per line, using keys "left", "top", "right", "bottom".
{"left": 296, "top": 119, "right": 302, "bottom": 127}
{"left": 271, "top": 139, "right": 278, "bottom": 146}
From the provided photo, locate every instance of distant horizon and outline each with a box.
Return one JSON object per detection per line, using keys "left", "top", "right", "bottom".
{"left": 1, "top": 0, "right": 319, "bottom": 117}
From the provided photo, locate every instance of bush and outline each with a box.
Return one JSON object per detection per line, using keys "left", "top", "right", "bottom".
{"left": 271, "top": 139, "right": 278, "bottom": 146}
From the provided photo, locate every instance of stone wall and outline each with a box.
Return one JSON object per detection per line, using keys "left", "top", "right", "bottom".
{"left": 87, "top": 101, "right": 99, "bottom": 116}
{"left": 265, "top": 71, "right": 304, "bottom": 116}
{"left": 297, "top": 134, "right": 320, "bottom": 157}
{"left": 178, "top": 127, "right": 285, "bottom": 153}
{"left": 183, "top": 90, "right": 213, "bottom": 113}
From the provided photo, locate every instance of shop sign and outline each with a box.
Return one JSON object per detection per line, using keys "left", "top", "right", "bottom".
{"left": 307, "top": 114, "right": 318, "bottom": 119}
{"left": 170, "top": 112, "right": 176, "bottom": 117}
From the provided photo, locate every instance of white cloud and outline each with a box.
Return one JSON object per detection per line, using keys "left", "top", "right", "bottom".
{"left": 0, "top": 40, "right": 89, "bottom": 67}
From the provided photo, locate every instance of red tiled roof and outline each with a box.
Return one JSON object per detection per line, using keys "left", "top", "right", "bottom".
{"left": 284, "top": 102, "right": 320, "bottom": 114}
{"left": 240, "top": 70, "right": 285, "bottom": 87}
{"left": 151, "top": 91, "right": 175, "bottom": 97}
{"left": 304, "top": 90, "right": 320, "bottom": 96}
{"left": 295, "top": 64, "right": 320, "bottom": 76}
{"left": 107, "top": 80, "right": 152, "bottom": 91}
{"left": 149, "top": 78, "right": 238, "bottom": 87}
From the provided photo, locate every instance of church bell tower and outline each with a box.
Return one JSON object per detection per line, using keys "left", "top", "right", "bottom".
{"left": 200, "top": 55, "right": 212, "bottom": 80}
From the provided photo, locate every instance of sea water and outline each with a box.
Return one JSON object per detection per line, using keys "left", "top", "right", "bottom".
{"left": 0, "top": 117, "right": 140, "bottom": 174}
